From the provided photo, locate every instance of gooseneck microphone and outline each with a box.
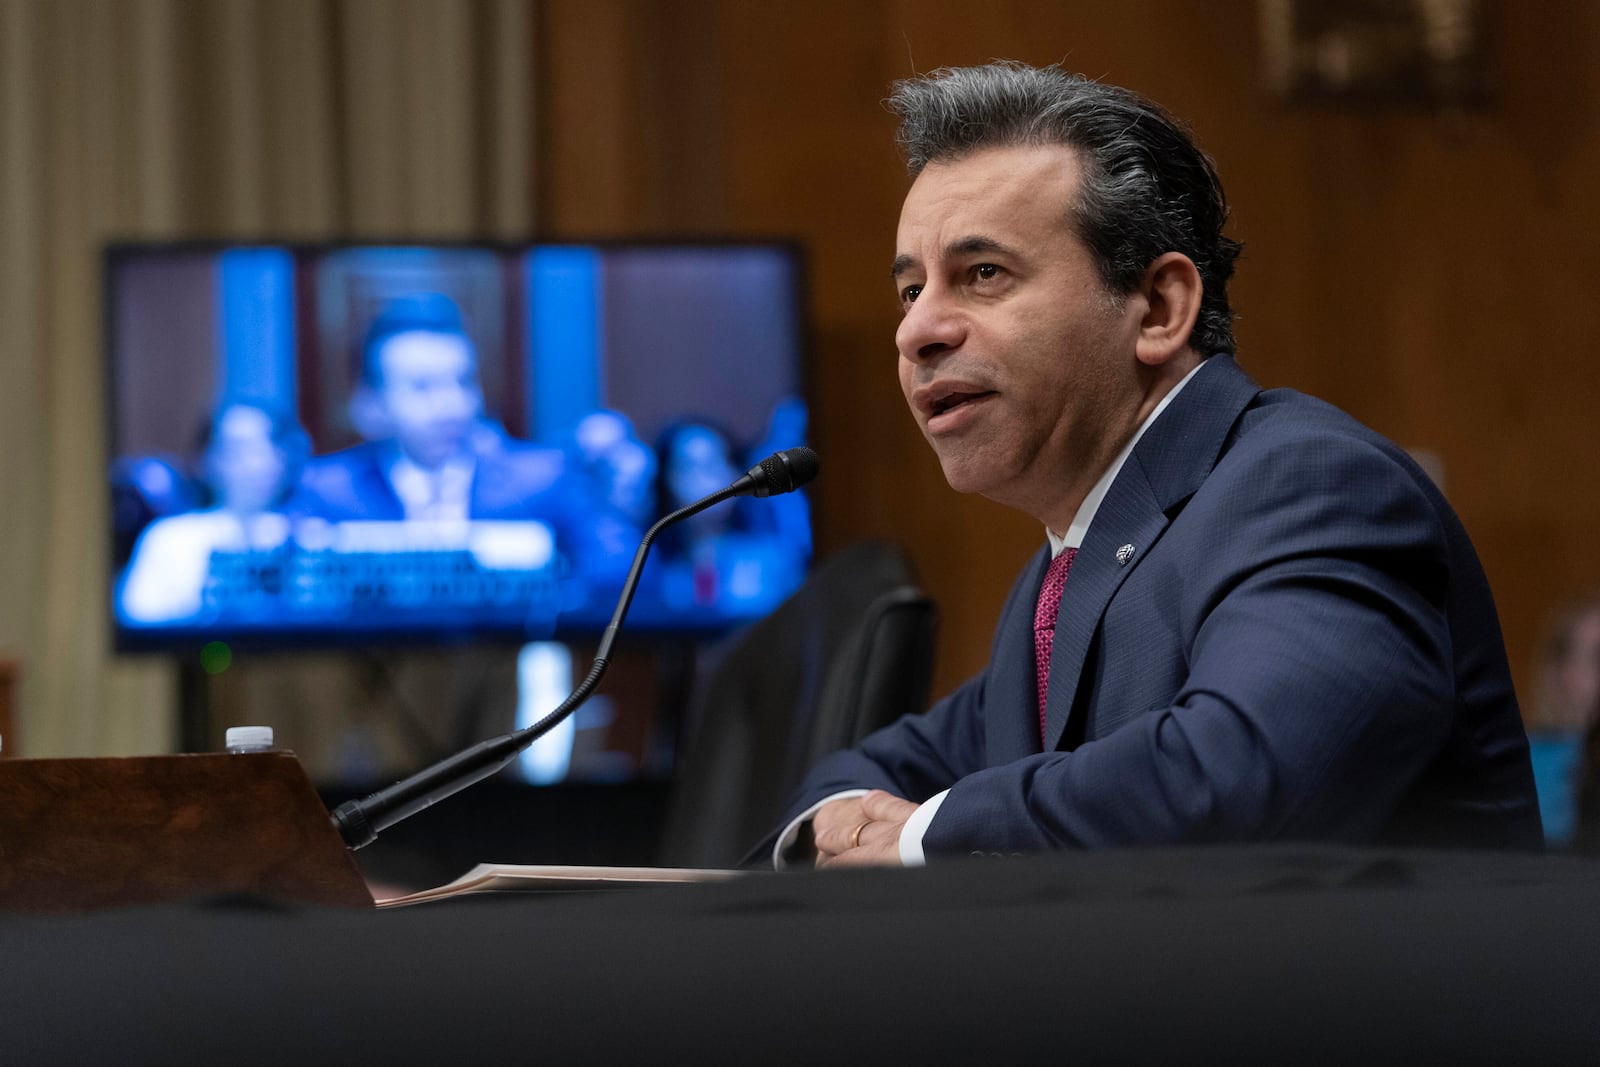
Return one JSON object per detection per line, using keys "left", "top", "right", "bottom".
{"left": 736, "top": 446, "right": 818, "bottom": 498}
{"left": 331, "top": 446, "right": 821, "bottom": 849}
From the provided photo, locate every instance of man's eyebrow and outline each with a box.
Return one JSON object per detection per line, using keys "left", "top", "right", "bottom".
{"left": 890, "top": 235, "right": 1021, "bottom": 280}
{"left": 947, "top": 235, "right": 1018, "bottom": 260}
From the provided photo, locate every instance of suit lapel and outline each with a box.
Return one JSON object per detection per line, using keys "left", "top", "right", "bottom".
{"left": 358, "top": 448, "right": 407, "bottom": 520}
{"left": 1041, "top": 356, "right": 1261, "bottom": 751}
{"left": 1041, "top": 476, "right": 1168, "bottom": 750}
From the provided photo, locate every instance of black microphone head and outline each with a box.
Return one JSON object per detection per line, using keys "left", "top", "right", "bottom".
{"left": 749, "top": 446, "right": 820, "bottom": 497}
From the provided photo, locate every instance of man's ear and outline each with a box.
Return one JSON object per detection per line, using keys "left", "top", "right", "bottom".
{"left": 348, "top": 385, "right": 392, "bottom": 442}
{"left": 1134, "top": 252, "right": 1203, "bottom": 367}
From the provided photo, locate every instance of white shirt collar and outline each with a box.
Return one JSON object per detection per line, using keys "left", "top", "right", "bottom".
{"left": 1045, "top": 359, "right": 1206, "bottom": 557}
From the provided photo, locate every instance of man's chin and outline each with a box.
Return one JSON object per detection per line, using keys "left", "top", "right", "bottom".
{"left": 935, "top": 455, "right": 1002, "bottom": 497}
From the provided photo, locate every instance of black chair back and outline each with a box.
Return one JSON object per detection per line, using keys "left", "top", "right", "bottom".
{"left": 657, "top": 541, "right": 938, "bottom": 868}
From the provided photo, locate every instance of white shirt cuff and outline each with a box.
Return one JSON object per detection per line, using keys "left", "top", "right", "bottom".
{"left": 771, "top": 789, "right": 868, "bottom": 870}
{"left": 898, "top": 789, "right": 949, "bottom": 867}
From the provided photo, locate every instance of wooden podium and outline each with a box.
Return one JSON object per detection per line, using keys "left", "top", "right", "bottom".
{"left": 0, "top": 752, "right": 373, "bottom": 912}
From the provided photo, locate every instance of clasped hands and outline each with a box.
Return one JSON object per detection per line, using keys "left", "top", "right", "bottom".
{"left": 811, "top": 789, "right": 918, "bottom": 868}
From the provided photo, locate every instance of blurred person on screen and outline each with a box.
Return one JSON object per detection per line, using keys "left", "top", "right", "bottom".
{"left": 118, "top": 402, "right": 303, "bottom": 624}
{"left": 741, "top": 395, "right": 813, "bottom": 560}
{"left": 289, "top": 294, "right": 599, "bottom": 567}
{"left": 653, "top": 420, "right": 804, "bottom": 617}
{"left": 568, "top": 409, "right": 658, "bottom": 579}
{"left": 573, "top": 409, "right": 657, "bottom": 532}
{"left": 109, "top": 452, "right": 202, "bottom": 569}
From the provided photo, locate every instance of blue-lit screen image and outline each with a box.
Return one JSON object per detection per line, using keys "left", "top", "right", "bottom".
{"left": 106, "top": 243, "right": 811, "bottom": 650}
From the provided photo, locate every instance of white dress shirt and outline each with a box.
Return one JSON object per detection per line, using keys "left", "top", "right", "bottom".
{"left": 390, "top": 454, "right": 476, "bottom": 521}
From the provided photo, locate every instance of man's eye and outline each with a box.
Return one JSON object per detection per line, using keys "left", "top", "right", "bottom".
{"left": 974, "top": 263, "right": 1000, "bottom": 281}
{"left": 899, "top": 284, "right": 923, "bottom": 305}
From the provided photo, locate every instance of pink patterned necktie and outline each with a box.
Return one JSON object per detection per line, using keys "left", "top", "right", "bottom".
{"left": 1034, "top": 547, "right": 1077, "bottom": 748}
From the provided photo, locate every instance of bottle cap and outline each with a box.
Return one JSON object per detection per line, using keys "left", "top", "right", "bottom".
{"left": 225, "top": 726, "right": 275, "bottom": 751}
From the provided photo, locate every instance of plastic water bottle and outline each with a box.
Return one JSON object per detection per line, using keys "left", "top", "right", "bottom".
{"left": 225, "top": 726, "right": 275, "bottom": 754}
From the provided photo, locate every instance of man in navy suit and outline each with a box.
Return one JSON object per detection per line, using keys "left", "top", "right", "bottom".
{"left": 291, "top": 294, "right": 591, "bottom": 548}
{"left": 777, "top": 63, "right": 1540, "bottom": 868}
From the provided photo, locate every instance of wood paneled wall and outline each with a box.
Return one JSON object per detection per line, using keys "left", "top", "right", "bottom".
{"left": 536, "top": 0, "right": 1600, "bottom": 711}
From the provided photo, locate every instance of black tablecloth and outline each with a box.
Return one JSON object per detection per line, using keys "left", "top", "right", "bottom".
{"left": 5, "top": 846, "right": 1599, "bottom": 1063}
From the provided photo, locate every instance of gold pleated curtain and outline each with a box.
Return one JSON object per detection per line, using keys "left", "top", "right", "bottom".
{"left": 0, "top": 0, "right": 537, "bottom": 758}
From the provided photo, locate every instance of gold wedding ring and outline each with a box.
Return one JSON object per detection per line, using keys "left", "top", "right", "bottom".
{"left": 849, "top": 820, "right": 870, "bottom": 849}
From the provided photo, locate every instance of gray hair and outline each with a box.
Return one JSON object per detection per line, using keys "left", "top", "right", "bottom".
{"left": 888, "top": 61, "right": 1242, "bottom": 356}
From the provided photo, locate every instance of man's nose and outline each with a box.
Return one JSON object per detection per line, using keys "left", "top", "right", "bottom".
{"left": 432, "top": 384, "right": 475, "bottom": 416}
{"left": 895, "top": 288, "right": 965, "bottom": 363}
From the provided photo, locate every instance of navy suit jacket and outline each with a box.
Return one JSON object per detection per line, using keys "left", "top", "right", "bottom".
{"left": 288, "top": 439, "right": 612, "bottom": 582}
{"left": 290, "top": 439, "right": 579, "bottom": 524}
{"left": 785, "top": 356, "right": 1542, "bottom": 856}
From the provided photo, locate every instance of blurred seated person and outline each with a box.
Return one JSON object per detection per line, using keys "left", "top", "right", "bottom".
{"left": 573, "top": 409, "right": 657, "bottom": 529}
{"left": 741, "top": 395, "right": 813, "bottom": 559}
{"left": 118, "top": 402, "right": 304, "bottom": 624}
{"left": 290, "top": 294, "right": 594, "bottom": 549}
{"left": 1528, "top": 590, "right": 1600, "bottom": 846}
{"left": 654, "top": 420, "right": 805, "bottom": 618}
{"left": 1531, "top": 591, "right": 1600, "bottom": 734}
{"left": 109, "top": 451, "right": 202, "bottom": 569}
{"left": 568, "top": 409, "right": 658, "bottom": 579}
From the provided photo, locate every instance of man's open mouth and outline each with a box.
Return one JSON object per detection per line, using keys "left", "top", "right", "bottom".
{"left": 932, "top": 391, "right": 993, "bottom": 417}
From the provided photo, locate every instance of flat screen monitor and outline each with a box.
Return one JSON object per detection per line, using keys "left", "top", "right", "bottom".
{"left": 105, "top": 242, "right": 812, "bottom": 652}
